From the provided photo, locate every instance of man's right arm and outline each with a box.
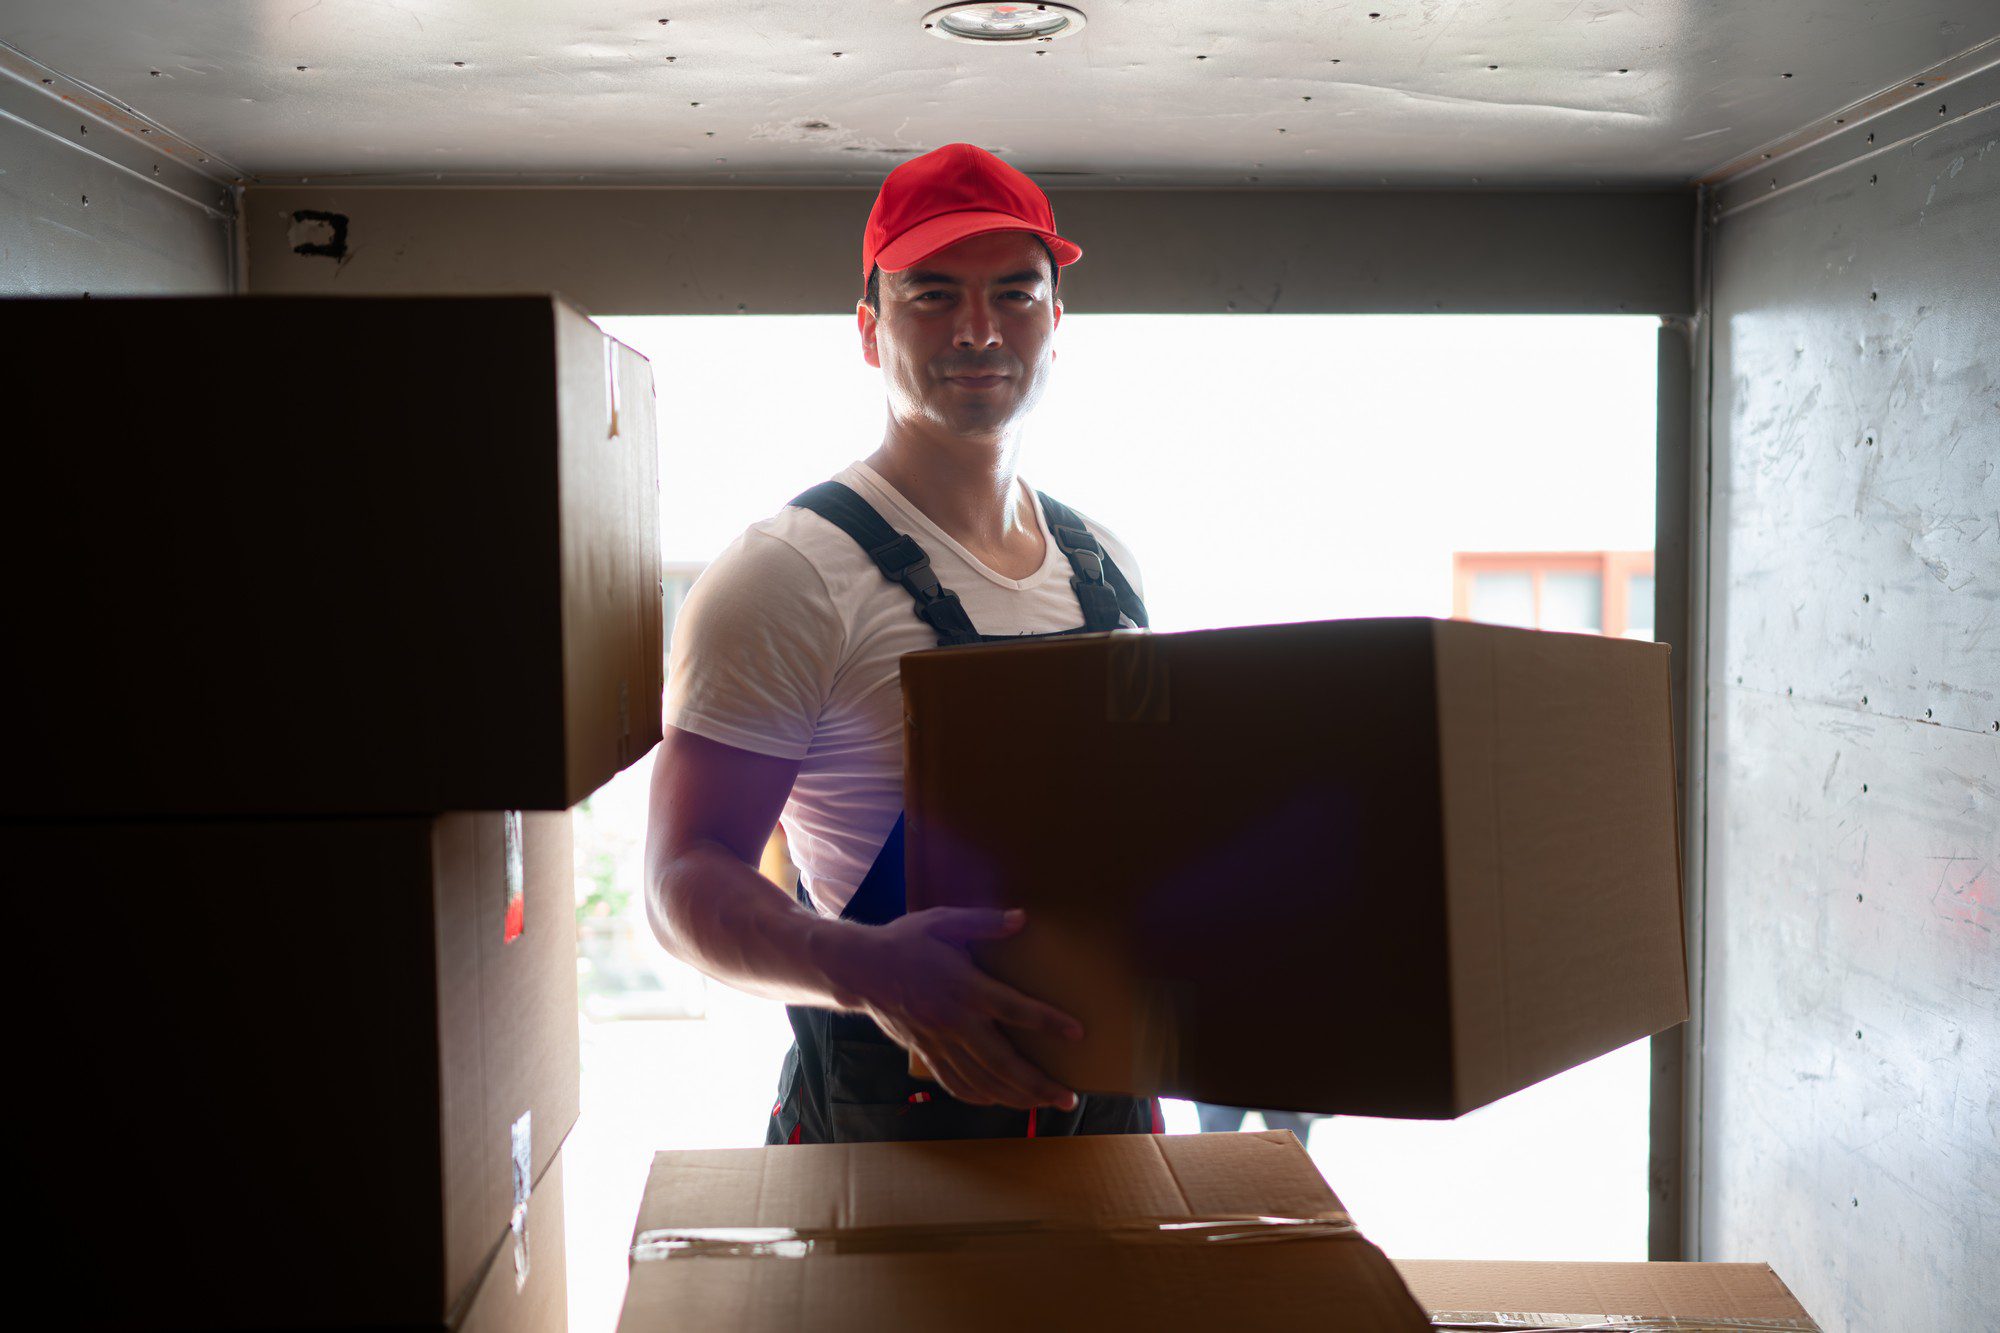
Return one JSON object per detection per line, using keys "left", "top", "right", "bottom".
{"left": 642, "top": 724, "right": 1085, "bottom": 1110}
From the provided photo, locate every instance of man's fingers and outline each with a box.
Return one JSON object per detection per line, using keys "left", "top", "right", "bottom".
{"left": 979, "top": 980, "right": 1084, "bottom": 1041}
{"left": 920, "top": 906, "right": 1026, "bottom": 947}
{"left": 959, "top": 1026, "right": 1077, "bottom": 1112}
{"left": 924, "top": 1042, "right": 996, "bottom": 1106}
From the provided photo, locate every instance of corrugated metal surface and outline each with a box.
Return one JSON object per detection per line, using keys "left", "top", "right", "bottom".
{"left": 3, "top": 1, "right": 1996, "bottom": 187}
{"left": 0, "top": 46, "right": 234, "bottom": 293}
{"left": 1700, "top": 59, "right": 1999, "bottom": 1330}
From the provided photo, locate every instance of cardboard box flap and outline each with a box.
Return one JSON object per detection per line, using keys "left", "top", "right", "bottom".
{"left": 1395, "top": 1260, "right": 1819, "bottom": 1329}
{"left": 633, "top": 1131, "right": 1345, "bottom": 1238}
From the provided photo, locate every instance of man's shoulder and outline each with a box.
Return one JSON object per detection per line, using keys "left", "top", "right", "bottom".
{"left": 692, "top": 484, "right": 885, "bottom": 617}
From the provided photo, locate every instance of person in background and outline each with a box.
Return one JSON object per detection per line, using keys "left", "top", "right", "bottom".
{"left": 644, "top": 143, "right": 1158, "bottom": 1145}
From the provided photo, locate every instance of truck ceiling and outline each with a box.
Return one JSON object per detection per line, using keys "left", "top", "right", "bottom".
{"left": 1, "top": 1, "right": 1995, "bottom": 188}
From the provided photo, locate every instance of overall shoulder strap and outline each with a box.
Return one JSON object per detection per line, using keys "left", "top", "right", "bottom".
{"left": 790, "top": 481, "right": 980, "bottom": 646}
{"left": 1035, "top": 491, "right": 1151, "bottom": 630}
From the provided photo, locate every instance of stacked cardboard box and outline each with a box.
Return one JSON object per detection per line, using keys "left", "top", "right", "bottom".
{"left": 7, "top": 296, "right": 662, "bottom": 1331}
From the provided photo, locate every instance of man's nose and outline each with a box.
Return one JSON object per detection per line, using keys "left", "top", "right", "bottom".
{"left": 953, "top": 299, "right": 1003, "bottom": 349}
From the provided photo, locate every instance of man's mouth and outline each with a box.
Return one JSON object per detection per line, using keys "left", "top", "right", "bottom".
{"left": 947, "top": 374, "right": 1008, "bottom": 389}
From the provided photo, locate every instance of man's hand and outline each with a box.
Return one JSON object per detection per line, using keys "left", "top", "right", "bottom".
{"left": 826, "top": 906, "right": 1084, "bottom": 1111}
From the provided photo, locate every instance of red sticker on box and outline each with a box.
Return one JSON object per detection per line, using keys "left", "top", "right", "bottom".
{"left": 503, "top": 811, "right": 526, "bottom": 943}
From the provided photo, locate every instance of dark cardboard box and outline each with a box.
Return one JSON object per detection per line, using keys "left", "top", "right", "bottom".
{"left": 616, "top": 1131, "right": 1428, "bottom": 1331}
{"left": 902, "top": 617, "right": 1686, "bottom": 1117}
{"left": 14, "top": 811, "right": 579, "bottom": 1329}
{"left": 1395, "top": 1259, "right": 1820, "bottom": 1329}
{"left": 1, "top": 294, "right": 662, "bottom": 816}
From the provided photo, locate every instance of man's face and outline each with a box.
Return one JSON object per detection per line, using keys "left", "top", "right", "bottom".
{"left": 859, "top": 230, "right": 1062, "bottom": 440}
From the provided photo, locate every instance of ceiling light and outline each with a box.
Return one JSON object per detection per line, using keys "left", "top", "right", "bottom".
{"left": 923, "top": 3, "right": 1087, "bottom": 43}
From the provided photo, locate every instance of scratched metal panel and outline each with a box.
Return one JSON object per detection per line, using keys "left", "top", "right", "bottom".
{"left": 240, "top": 185, "right": 1693, "bottom": 315}
{"left": 0, "top": 100, "right": 231, "bottom": 294}
{"left": 3, "top": 1, "right": 1997, "bottom": 187}
{"left": 1702, "top": 91, "right": 2000, "bottom": 1332}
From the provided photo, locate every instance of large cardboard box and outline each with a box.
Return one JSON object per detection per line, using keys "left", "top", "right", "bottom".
{"left": 1, "top": 294, "right": 662, "bottom": 816}
{"left": 903, "top": 618, "right": 1686, "bottom": 1117}
{"left": 14, "top": 812, "right": 580, "bottom": 1329}
{"left": 459, "top": 1151, "right": 569, "bottom": 1333}
{"left": 1395, "top": 1259, "right": 1820, "bottom": 1329}
{"left": 615, "top": 1131, "right": 1428, "bottom": 1331}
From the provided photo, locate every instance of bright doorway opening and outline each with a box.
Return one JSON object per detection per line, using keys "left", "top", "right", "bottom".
{"left": 565, "top": 312, "right": 1661, "bottom": 1333}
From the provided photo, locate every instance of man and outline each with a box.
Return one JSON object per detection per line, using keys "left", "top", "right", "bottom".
{"left": 644, "top": 143, "right": 1156, "bottom": 1144}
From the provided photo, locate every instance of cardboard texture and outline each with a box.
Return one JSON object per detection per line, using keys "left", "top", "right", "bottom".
{"left": 1, "top": 295, "right": 663, "bottom": 816}
{"left": 616, "top": 1131, "right": 1429, "bottom": 1332}
{"left": 13, "top": 812, "right": 580, "bottom": 1329}
{"left": 1395, "top": 1259, "right": 1821, "bottom": 1329}
{"left": 901, "top": 618, "right": 1686, "bottom": 1117}
{"left": 458, "top": 1153, "right": 569, "bottom": 1333}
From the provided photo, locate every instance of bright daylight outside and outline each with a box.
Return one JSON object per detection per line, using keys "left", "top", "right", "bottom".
{"left": 564, "top": 312, "right": 1661, "bottom": 1333}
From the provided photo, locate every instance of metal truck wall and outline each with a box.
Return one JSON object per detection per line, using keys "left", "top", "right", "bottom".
{"left": 1699, "top": 87, "right": 1998, "bottom": 1330}
{"left": 0, "top": 63, "right": 232, "bottom": 294}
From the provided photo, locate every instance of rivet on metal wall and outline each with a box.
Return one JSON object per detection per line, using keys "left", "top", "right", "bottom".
{"left": 1925, "top": 708, "right": 1933, "bottom": 718}
{"left": 658, "top": 17, "right": 669, "bottom": 23}
{"left": 1855, "top": 1030, "right": 1863, "bottom": 1039}
{"left": 1869, "top": 291, "right": 1877, "bottom": 301}
{"left": 78, "top": 124, "right": 87, "bottom": 134}
{"left": 80, "top": 195, "right": 88, "bottom": 206}
{"left": 1866, "top": 132, "right": 1874, "bottom": 144}
{"left": 1301, "top": 95, "right": 1311, "bottom": 100}
{"left": 1852, "top": 1197, "right": 1859, "bottom": 1208}
{"left": 1781, "top": 72, "right": 1792, "bottom": 79}
{"left": 1616, "top": 67, "right": 1629, "bottom": 74}
{"left": 1487, "top": 64, "right": 1499, "bottom": 71}
{"left": 296, "top": 65, "right": 307, "bottom": 72}
{"left": 1861, "top": 592, "right": 1869, "bottom": 603}
{"left": 149, "top": 69, "right": 160, "bottom": 77}
{"left": 1869, "top": 174, "right": 1877, "bottom": 185}
{"left": 1938, "top": 104, "right": 1947, "bottom": 116}
{"left": 1861, "top": 783, "right": 1868, "bottom": 793}
{"left": 1856, "top": 893, "right": 1864, "bottom": 902}
{"left": 1328, "top": 58, "right": 1341, "bottom": 63}
{"left": 1861, "top": 695, "right": 1869, "bottom": 705}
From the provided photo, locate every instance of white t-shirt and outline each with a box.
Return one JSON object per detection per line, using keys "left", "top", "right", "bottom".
{"left": 664, "top": 461, "right": 1145, "bottom": 917}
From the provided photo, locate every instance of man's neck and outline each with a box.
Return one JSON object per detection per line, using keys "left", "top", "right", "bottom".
{"left": 865, "top": 420, "right": 1037, "bottom": 554}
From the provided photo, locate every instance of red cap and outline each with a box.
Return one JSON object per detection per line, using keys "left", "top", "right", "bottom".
{"left": 861, "top": 142, "right": 1082, "bottom": 290}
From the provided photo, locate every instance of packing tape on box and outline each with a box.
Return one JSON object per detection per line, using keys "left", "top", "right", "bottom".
{"left": 1105, "top": 630, "right": 1169, "bottom": 725}
{"left": 632, "top": 1213, "right": 1359, "bottom": 1262}
{"left": 1428, "top": 1315, "right": 1821, "bottom": 1332}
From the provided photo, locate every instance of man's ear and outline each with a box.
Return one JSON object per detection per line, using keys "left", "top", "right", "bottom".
{"left": 1052, "top": 296, "right": 1062, "bottom": 332}
{"left": 857, "top": 300, "right": 881, "bottom": 369}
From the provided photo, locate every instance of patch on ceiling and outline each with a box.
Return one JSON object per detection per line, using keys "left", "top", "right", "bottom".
{"left": 750, "top": 118, "right": 919, "bottom": 155}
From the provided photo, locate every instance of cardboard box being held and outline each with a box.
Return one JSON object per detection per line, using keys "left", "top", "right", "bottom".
{"left": 616, "top": 1131, "right": 1428, "bottom": 1332}
{"left": 13, "top": 812, "right": 580, "bottom": 1329}
{"left": 1, "top": 294, "right": 663, "bottom": 816}
{"left": 1395, "top": 1259, "right": 1821, "bottom": 1330}
{"left": 903, "top": 618, "right": 1687, "bottom": 1117}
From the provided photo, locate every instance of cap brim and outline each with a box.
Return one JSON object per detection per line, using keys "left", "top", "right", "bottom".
{"left": 875, "top": 210, "right": 1083, "bottom": 275}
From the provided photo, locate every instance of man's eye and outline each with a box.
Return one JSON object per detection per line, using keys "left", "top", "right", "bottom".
{"left": 914, "top": 290, "right": 949, "bottom": 302}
